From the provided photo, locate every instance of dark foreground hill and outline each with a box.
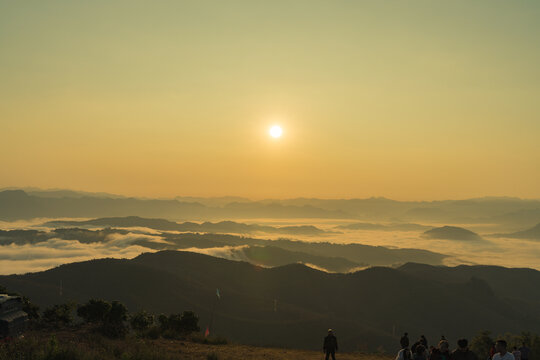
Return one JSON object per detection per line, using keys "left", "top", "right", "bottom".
{"left": 2, "top": 251, "right": 540, "bottom": 352}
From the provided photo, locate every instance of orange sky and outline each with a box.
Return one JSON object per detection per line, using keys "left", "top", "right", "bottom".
{"left": 1, "top": 1, "right": 539, "bottom": 200}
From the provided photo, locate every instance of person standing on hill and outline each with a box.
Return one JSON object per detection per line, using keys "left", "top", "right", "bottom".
{"left": 397, "top": 334, "right": 412, "bottom": 360}
{"left": 323, "top": 329, "right": 338, "bottom": 360}
{"left": 421, "top": 336, "right": 428, "bottom": 348}
{"left": 413, "top": 336, "right": 428, "bottom": 355}
{"left": 451, "top": 338, "right": 477, "bottom": 360}
{"left": 401, "top": 333, "right": 410, "bottom": 349}
{"left": 492, "top": 340, "right": 515, "bottom": 360}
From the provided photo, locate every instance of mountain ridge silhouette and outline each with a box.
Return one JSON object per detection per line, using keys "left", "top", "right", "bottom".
{"left": 2, "top": 251, "right": 540, "bottom": 351}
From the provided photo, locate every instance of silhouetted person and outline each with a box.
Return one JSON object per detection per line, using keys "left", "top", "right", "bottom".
{"left": 401, "top": 333, "right": 410, "bottom": 348}
{"left": 323, "top": 329, "right": 338, "bottom": 360}
{"left": 431, "top": 340, "right": 451, "bottom": 360}
{"left": 493, "top": 340, "right": 515, "bottom": 360}
{"left": 414, "top": 345, "right": 428, "bottom": 360}
{"left": 414, "top": 336, "right": 428, "bottom": 354}
{"left": 519, "top": 343, "right": 530, "bottom": 360}
{"left": 451, "top": 338, "right": 478, "bottom": 360}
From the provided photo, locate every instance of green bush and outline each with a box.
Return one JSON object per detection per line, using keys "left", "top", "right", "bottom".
{"left": 158, "top": 311, "right": 200, "bottom": 337}
{"left": 41, "top": 303, "right": 76, "bottom": 328}
{"left": 77, "top": 299, "right": 111, "bottom": 324}
{"left": 130, "top": 311, "right": 154, "bottom": 333}
{"left": 76, "top": 299, "right": 128, "bottom": 338}
{"left": 471, "top": 330, "right": 493, "bottom": 359}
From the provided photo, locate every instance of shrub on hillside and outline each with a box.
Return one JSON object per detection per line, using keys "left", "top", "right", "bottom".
{"left": 41, "top": 303, "right": 76, "bottom": 328}
{"left": 158, "top": 311, "right": 200, "bottom": 338}
{"left": 471, "top": 330, "right": 493, "bottom": 359}
{"left": 77, "top": 299, "right": 111, "bottom": 324}
{"left": 100, "top": 301, "right": 128, "bottom": 338}
{"left": 130, "top": 310, "right": 154, "bottom": 334}
{"left": 76, "top": 299, "right": 128, "bottom": 338}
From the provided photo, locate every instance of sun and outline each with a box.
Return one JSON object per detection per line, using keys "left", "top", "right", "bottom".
{"left": 269, "top": 125, "right": 283, "bottom": 138}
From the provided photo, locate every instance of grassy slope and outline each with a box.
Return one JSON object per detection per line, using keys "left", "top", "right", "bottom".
{"left": 4, "top": 328, "right": 393, "bottom": 360}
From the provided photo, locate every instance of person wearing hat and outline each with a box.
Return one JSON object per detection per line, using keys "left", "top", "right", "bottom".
{"left": 323, "top": 329, "right": 338, "bottom": 360}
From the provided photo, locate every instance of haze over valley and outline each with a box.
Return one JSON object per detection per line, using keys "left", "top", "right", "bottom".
{"left": 2, "top": 188, "right": 540, "bottom": 274}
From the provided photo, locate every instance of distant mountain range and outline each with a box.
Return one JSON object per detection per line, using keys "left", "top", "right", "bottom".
{"left": 43, "top": 216, "right": 332, "bottom": 236}
{"left": 490, "top": 223, "right": 540, "bottom": 240}
{"left": 335, "top": 222, "right": 430, "bottom": 231}
{"left": 2, "top": 189, "right": 540, "bottom": 226}
{"left": 0, "top": 190, "right": 348, "bottom": 221}
{"left": 2, "top": 251, "right": 540, "bottom": 351}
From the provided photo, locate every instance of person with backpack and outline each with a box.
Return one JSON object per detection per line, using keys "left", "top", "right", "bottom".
{"left": 323, "top": 329, "right": 338, "bottom": 360}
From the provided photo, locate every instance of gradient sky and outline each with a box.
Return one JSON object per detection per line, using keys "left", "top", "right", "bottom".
{"left": 1, "top": 0, "right": 539, "bottom": 200}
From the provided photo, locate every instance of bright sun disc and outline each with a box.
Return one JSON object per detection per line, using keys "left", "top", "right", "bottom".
{"left": 269, "top": 125, "right": 283, "bottom": 138}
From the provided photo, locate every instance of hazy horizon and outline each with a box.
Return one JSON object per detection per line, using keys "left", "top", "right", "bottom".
{"left": 3, "top": 186, "right": 540, "bottom": 202}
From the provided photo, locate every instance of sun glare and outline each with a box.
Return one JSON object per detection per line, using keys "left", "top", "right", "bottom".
{"left": 269, "top": 125, "right": 283, "bottom": 138}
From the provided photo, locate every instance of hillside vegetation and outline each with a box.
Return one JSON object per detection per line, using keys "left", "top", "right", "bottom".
{"left": 0, "top": 328, "right": 391, "bottom": 360}
{"left": 3, "top": 251, "right": 540, "bottom": 351}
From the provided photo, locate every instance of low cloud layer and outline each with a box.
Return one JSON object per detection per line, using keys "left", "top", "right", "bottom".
{"left": 0, "top": 239, "right": 155, "bottom": 275}
{"left": 2, "top": 218, "right": 540, "bottom": 275}
{"left": 179, "top": 245, "right": 252, "bottom": 263}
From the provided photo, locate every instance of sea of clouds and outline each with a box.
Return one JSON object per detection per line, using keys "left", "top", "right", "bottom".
{"left": 1, "top": 218, "right": 540, "bottom": 275}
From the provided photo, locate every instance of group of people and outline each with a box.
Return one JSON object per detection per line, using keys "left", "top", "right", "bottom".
{"left": 490, "top": 343, "right": 529, "bottom": 360}
{"left": 397, "top": 333, "right": 530, "bottom": 360}
{"left": 322, "top": 330, "right": 531, "bottom": 360}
